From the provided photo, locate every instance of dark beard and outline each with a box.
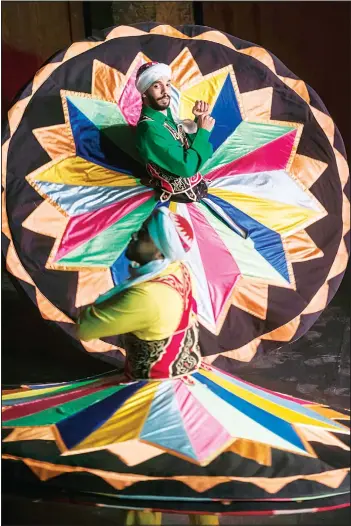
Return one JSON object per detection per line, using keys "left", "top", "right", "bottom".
{"left": 147, "top": 96, "right": 170, "bottom": 111}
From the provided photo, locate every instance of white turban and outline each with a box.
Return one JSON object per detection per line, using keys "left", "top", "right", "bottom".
{"left": 94, "top": 208, "right": 194, "bottom": 304}
{"left": 147, "top": 207, "right": 194, "bottom": 261}
{"left": 135, "top": 62, "right": 172, "bottom": 94}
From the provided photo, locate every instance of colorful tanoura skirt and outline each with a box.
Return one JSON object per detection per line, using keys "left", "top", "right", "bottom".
{"left": 3, "top": 363, "right": 350, "bottom": 516}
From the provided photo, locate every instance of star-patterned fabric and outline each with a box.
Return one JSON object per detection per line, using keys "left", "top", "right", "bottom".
{"left": 2, "top": 23, "right": 349, "bottom": 370}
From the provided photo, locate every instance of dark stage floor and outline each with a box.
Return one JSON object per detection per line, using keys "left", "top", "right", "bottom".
{"left": 2, "top": 269, "right": 350, "bottom": 525}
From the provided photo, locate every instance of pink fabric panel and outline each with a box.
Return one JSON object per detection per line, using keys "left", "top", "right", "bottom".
{"left": 119, "top": 59, "right": 143, "bottom": 126}
{"left": 55, "top": 191, "right": 153, "bottom": 261}
{"left": 188, "top": 204, "right": 240, "bottom": 322}
{"left": 206, "top": 130, "right": 297, "bottom": 182}
{"left": 174, "top": 381, "right": 231, "bottom": 462}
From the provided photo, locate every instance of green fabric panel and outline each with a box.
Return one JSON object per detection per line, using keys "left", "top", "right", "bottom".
{"left": 67, "top": 95, "right": 127, "bottom": 130}
{"left": 58, "top": 197, "right": 157, "bottom": 266}
{"left": 202, "top": 121, "right": 295, "bottom": 175}
{"left": 4, "top": 377, "right": 106, "bottom": 405}
{"left": 6, "top": 386, "right": 124, "bottom": 427}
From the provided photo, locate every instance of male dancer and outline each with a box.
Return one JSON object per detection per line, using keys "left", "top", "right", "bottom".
{"left": 135, "top": 61, "right": 215, "bottom": 202}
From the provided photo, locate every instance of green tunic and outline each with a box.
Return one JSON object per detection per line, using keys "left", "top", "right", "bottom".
{"left": 135, "top": 106, "right": 213, "bottom": 178}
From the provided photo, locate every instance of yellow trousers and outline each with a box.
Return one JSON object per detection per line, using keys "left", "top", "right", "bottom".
{"left": 126, "top": 510, "right": 220, "bottom": 525}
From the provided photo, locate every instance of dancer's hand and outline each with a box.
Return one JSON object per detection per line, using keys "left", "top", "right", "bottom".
{"left": 197, "top": 114, "right": 215, "bottom": 132}
{"left": 192, "top": 100, "right": 210, "bottom": 117}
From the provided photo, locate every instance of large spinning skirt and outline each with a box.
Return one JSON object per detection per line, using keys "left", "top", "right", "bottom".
{"left": 3, "top": 363, "right": 350, "bottom": 515}
{"left": 2, "top": 23, "right": 349, "bottom": 373}
{"left": 2, "top": 21, "right": 350, "bottom": 518}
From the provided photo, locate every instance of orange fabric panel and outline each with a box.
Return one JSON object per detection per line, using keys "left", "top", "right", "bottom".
{"left": 2, "top": 139, "right": 10, "bottom": 188}
{"left": 170, "top": 47, "right": 203, "bottom": 91}
{"left": 290, "top": 154, "right": 328, "bottom": 189}
{"left": 261, "top": 316, "right": 300, "bottom": 342}
{"left": 6, "top": 242, "right": 35, "bottom": 286}
{"left": 231, "top": 277, "right": 269, "bottom": 320}
{"left": 63, "top": 41, "right": 102, "bottom": 62}
{"left": 33, "top": 124, "right": 75, "bottom": 160}
{"left": 334, "top": 147, "right": 350, "bottom": 189}
{"left": 35, "top": 289, "right": 74, "bottom": 323}
{"left": 239, "top": 47, "right": 276, "bottom": 73}
{"left": 106, "top": 26, "right": 147, "bottom": 40}
{"left": 8, "top": 96, "right": 31, "bottom": 136}
{"left": 194, "top": 30, "right": 236, "bottom": 51}
{"left": 278, "top": 76, "right": 310, "bottom": 104}
{"left": 310, "top": 106, "right": 335, "bottom": 146}
{"left": 22, "top": 201, "right": 69, "bottom": 239}
{"left": 241, "top": 87, "right": 273, "bottom": 121}
{"left": 303, "top": 283, "right": 329, "bottom": 315}
{"left": 92, "top": 60, "right": 125, "bottom": 102}
{"left": 226, "top": 439, "right": 272, "bottom": 467}
{"left": 284, "top": 230, "right": 323, "bottom": 263}
{"left": 32, "top": 63, "right": 61, "bottom": 94}
{"left": 81, "top": 339, "right": 126, "bottom": 356}
{"left": 75, "top": 269, "right": 114, "bottom": 308}
{"left": 150, "top": 25, "right": 190, "bottom": 39}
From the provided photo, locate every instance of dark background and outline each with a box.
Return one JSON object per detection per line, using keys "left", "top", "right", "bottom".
{"left": 2, "top": 2, "right": 350, "bottom": 525}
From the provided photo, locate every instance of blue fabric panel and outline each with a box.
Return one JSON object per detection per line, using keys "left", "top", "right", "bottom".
{"left": 111, "top": 249, "right": 131, "bottom": 286}
{"left": 67, "top": 99, "right": 132, "bottom": 175}
{"left": 206, "top": 194, "right": 290, "bottom": 282}
{"left": 35, "top": 182, "right": 146, "bottom": 216}
{"left": 57, "top": 381, "right": 145, "bottom": 449}
{"left": 193, "top": 372, "right": 306, "bottom": 452}
{"left": 210, "top": 369, "right": 347, "bottom": 431}
{"left": 210, "top": 75, "right": 242, "bottom": 152}
{"left": 140, "top": 381, "right": 198, "bottom": 461}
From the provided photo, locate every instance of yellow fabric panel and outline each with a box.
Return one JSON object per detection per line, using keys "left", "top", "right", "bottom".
{"left": 200, "top": 369, "right": 346, "bottom": 432}
{"left": 126, "top": 511, "right": 162, "bottom": 526}
{"left": 209, "top": 188, "right": 318, "bottom": 236}
{"left": 31, "top": 156, "right": 138, "bottom": 187}
{"left": 169, "top": 201, "right": 178, "bottom": 213}
{"left": 179, "top": 70, "right": 228, "bottom": 120}
{"left": 189, "top": 515, "right": 219, "bottom": 526}
{"left": 3, "top": 384, "right": 67, "bottom": 401}
{"left": 69, "top": 382, "right": 159, "bottom": 452}
{"left": 303, "top": 405, "right": 350, "bottom": 421}
{"left": 77, "top": 262, "right": 184, "bottom": 342}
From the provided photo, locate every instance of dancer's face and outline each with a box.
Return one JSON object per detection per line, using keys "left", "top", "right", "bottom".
{"left": 126, "top": 222, "right": 163, "bottom": 265}
{"left": 143, "top": 77, "right": 171, "bottom": 110}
